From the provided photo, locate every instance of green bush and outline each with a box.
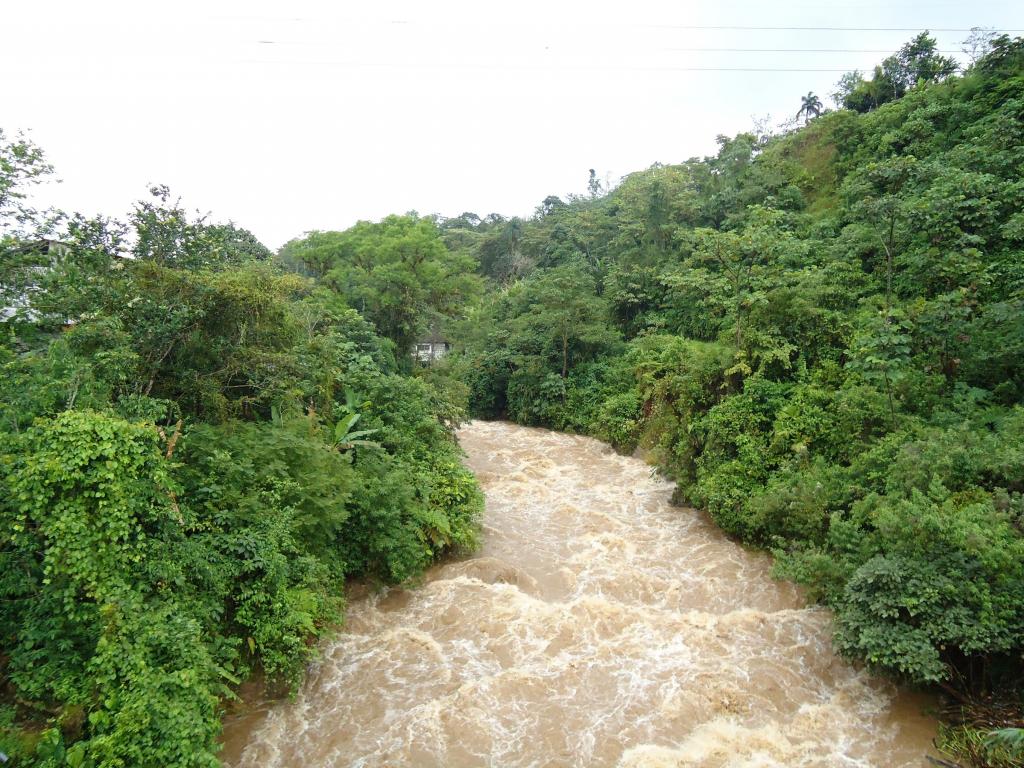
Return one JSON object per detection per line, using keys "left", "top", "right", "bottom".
{"left": 593, "top": 390, "right": 643, "bottom": 453}
{"left": 832, "top": 490, "right": 1024, "bottom": 682}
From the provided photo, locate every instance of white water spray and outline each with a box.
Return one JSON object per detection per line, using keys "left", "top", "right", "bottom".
{"left": 222, "top": 422, "right": 938, "bottom": 767}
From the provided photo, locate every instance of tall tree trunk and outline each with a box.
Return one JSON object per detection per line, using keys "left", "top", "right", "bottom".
{"left": 561, "top": 332, "right": 569, "bottom": 379}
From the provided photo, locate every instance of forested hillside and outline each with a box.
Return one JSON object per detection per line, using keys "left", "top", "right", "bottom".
{"left": 0, "top": 171, "right": 482, "bottom": 762}
{"left": 436, "top": 34, "right": 1024, "bottom": 763}
{"left": 2, "top": 28, "right": 1023, "bottom": 768}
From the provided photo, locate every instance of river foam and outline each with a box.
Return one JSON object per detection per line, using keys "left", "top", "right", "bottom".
{"left": 221, "top": 421, "right": 938, "bottom": 767}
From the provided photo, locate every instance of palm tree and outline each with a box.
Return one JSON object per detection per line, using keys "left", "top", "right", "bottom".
{"left": 796, "top": 92, "right": 824, "bottom": 124}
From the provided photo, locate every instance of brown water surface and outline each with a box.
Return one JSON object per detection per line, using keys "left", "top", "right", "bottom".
{"left": 221, "top": 421, "right": 939, "bottom": 767}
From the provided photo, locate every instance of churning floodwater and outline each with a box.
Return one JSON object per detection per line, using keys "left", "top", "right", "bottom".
{"left": 221, "top": 421, "right": 939, "bottom": 767}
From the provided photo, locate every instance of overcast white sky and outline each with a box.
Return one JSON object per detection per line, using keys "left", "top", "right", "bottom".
{"left": 5, "top": 1, "right": 1023, "bottom": 248}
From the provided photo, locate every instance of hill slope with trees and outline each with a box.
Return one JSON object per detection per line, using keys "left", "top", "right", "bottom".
{"left": 0, "top": 164, "right": 483, "bottom": 764}
{"left": 440, "top": 34, "right": 1024, "bottom": 765}
{"left": 2, "top": 29, "right": 1022, "bottom": 768}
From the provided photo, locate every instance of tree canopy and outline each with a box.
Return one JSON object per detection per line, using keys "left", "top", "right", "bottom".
{"left": 0, "top": 144, "right": 482, "bottom": 765}
{"left": 443, "top": 36, "right": 1024, "bottom": 764}
{"left": 278, "top": 215, "right": 481, "bottom": 357}
{"left": 2, "top": 28, "right": 1023, "bottom": 768}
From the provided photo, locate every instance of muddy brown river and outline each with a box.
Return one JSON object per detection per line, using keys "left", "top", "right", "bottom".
{"left": 222, "top": 421, "right": 940, "bottom": 767}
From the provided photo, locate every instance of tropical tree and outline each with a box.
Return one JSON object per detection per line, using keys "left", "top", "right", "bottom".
{"left": 278, "top": 215, "right": 482, "bottom": 360}
{"left": 796, "top": 92, "right": 823, "bottom": 124}
{"left": 837, "top": 32, "right": 958, "bottom": 112}
{"left": 0, "top": 128, "right": 53, "bottom": 231}
{"left": 509, "top": 263, "right": 619, "bottom": 379}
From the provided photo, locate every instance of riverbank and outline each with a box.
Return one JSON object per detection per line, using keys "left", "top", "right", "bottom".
{"left": 221, "top": 422, "right": 941, "bottom": 767}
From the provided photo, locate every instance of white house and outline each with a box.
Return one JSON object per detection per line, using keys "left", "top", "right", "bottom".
{"left": 414, "top": 328, "right": 450, "bottom": 364}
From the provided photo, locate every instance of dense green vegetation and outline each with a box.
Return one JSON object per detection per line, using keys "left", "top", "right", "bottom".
{"left": 0, "top": 164, "right": 482, "bottom": 762}
{"left": 3, "top": 28, "right": 1024, "bottom": 768}
{"left": 437, "top": 34, "right": 1024, "bottom": 763}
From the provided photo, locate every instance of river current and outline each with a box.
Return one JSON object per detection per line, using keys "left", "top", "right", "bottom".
{"left": 221, "top": 421, "right": 939, "bottom": 767}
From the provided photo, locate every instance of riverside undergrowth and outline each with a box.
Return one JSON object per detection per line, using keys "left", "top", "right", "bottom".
{"left": 0, "top": 181, "right": 483, "bottom": 764}
{"left": 439, "top": 34, "right": 1024, "bottom": 766}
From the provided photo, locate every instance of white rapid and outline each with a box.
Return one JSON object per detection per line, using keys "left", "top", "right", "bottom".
{"left": 221, "top": 421, "right": 939, "bottom": 767}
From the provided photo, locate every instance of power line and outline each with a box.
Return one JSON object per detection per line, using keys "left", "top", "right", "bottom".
{"left": 662, "top": 47, "right": 962, "bottom": 53}
{"left": 243, "top": 60, "right": 908, "bottom": 73}
{"left": 247, "top": 18, "right": 1021, "bottom": 34}
{"left": 612, "top": 67, "right": 876, "bottom": 72}
{"left": 256, "top": 39, "right": 963, "bottom": 54}
{"left": 652, "top": 25, "right": 1020, "bottom": 32}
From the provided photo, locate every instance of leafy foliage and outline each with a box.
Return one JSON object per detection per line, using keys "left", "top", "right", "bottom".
{"left": 0, "top": 144, "right": 482, "bottom": 764}
{"left": 448, "top": 34, "right": 1024, "bottom": 727}
{"left": 4, "top": 29, "right": 1024, "bottom": 767}
{"left": 278, "top": 215, "right": 481, "bottom": 359}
